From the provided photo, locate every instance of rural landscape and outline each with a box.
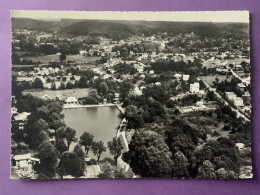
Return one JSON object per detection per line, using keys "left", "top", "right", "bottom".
{"left": 11, "top": 11, "right": 252, "bottom": 179}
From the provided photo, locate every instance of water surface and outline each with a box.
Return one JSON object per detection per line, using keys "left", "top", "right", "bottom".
{"left": 63, "top": 106, "right": 121, "bottom": 160}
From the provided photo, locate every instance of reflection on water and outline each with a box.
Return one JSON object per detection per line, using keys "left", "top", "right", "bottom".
{"left": 63, "top": 106, "right": 121, "bottom": 160}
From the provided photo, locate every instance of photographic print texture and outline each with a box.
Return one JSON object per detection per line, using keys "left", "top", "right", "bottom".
{"left": 10, "top": 11, "right": 252, "bottom": 179}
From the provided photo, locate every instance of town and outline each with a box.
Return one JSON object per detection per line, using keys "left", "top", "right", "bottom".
{"left": 11, "top": 17, "right": 252, "bottom": 179}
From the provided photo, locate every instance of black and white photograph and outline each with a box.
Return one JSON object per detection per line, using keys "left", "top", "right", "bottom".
{"left": 10, "top": 11, "right": 252, "bottom": 179}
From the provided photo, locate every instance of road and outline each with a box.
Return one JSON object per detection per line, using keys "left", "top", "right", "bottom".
{"left": 199, "top": 78, "right": 250, "bottom": 122}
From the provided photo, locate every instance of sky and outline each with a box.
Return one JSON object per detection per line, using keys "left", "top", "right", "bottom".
{"left": 11, "top": 11, "right": 249, "bottom": 23}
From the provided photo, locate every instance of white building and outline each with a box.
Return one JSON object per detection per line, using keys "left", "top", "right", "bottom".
{"left": 12, "top": 153, "right": 40, "bottom": 175}
{"left": 149, "top": 70, "right": 155, "bottom": 75}
{"left": 196, "top": 101, "right": 204, "bottom": 107}
{"left": 182, "top": 75, "right": 190, "bottom": 81}
{"left": 134, "top": 64, "right": 144, "bottom": 73}
{"left": 65, "top": 97, "right": 78, "bottom": 105}
{"left": 234, "top": 97, "right": 244, "bottom": 107}
{"left": 13, "top": 112, "right": 31, "bottom": 130}
{"left": 226, "top": 92, "right": 244, "bottom": 107}
{"left": 174, "top": 73, "right": 182, "bottom": 79}
{"left": 190, "top": 82, "right": 200, "bottom": 93}
{"left": 113, "top": 93, "right": 120, "bottom": 103}
{"left": 79, "top": 50, "right": 87, "bottom": 56}
{"left": 133, "top": 86, "right": 142, "bottom": 96}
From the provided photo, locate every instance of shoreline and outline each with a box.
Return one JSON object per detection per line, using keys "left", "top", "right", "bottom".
{"left": 63, "top": 103, "right": 117, "bottom": 109}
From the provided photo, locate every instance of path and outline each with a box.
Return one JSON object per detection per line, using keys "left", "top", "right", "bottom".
{"left": 199, "top": 78, "right": 250, "bottom": 122}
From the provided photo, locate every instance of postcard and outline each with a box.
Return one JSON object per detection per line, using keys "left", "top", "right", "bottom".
{"left": 10, "top": 11, "right": 251, "bottom": 179}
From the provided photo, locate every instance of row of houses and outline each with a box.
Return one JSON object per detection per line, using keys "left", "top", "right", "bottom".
{"left": 225, "top": 92, "right": 244, "bottom": 107}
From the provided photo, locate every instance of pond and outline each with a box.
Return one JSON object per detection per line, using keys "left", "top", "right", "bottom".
{"left": 63, "top": 106, "right": 122, "bottom": 160}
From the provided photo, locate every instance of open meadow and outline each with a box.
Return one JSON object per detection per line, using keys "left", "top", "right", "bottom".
{"left": 23, "top": 54, "right": 100, "bottom": 64}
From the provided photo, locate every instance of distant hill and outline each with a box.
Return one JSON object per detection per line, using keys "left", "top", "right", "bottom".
{"left": 12, "top": 18, "right": 249, "bottom": 40}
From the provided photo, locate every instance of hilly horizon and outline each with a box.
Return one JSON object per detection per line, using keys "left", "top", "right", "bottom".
{"left": 12, "top": 18, "right": 249, "bottom": 40}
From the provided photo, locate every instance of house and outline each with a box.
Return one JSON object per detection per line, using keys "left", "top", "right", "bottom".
{"left": 226, "top": 92, "right": 244, "bottom": 107}
{"left": 182, "top": 75, "right": 190, "bottom": 81}
{"left": 190, "top": 82, "right": 200, "bottom": 93}
{"left": 12, "top": 153, "right": 40, "bottom": 177}
{"left": 174, "top": 73, "right": 182, "bottom": 79}
{"left": 236, "top": 143, "right": 245, "bottom": 150}
{"left": 12, "top": 107, "right": 18, "bottom": 115}
{"left": 196, "top": 101, "right": 204, "bottom": 107}
{"left": 113, "top": 93, "right": 120, "bottom": 104}
{"left": 134, "top": 64, "right": 144, "bottom": 73}
{"left": 234, "top": 64, "right": 243, "bottom": 71}
{"left": 65, "top": 97, "right": 78, "bottom": 105}
{"left": 242, "top": 91, "right": 251, "bottom": 105}
{"left": 49, "top": 129, "right": 56, "bottom": 142}
{"left": 42, "top": 95, "right": 51, "bottom": 100}
{"left": 149, "top": 70, "right": 155, "bottom": 75}
{"left": 234, "top": 97, "right": 244, "bottom": 107}
{"left": 11, "top": 96, "right": 17, "bottom": 115}
{"left": 133, "top": 86, "right": 142, "bottom": 96}
{"left": 79, "top": 50, "right": 87, "bottom": 56}
{"left": 238, "top": 83, "right": 247, "bottom": 92}
{"left": 13, "top": 112, "right": 30, "bottom": 130}
{"left": 155, "top": 82, "right": 161, "bottom": 86}
{"left": 140, "top": 74, "right": 145, "bottom": 79}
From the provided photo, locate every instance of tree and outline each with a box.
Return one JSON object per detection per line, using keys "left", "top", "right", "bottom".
{"left": 25, "top": 118, "right": 49, "bottom": 148}
{"left": 197, "top": 160, "right": 216, "bottom": 179}
{"left": 114, "top": 167, "right": 134, "bottom": 178}
{"left": 51, "top": 82, "right": 56, "bottom": 90}
{"left": 98, "top": 82, "right": 109, "bottom": 95}
{"left": 64, "top": 127, "right": 77, "bottom": 150}
{"left": 37, "top": 141, "right": 58, "bottom": 178}
{"left": 66, "top": 81, "right": 74, "bottom": 89}
{"left": 125, "top": 131, "right": 173, "bottom": 178}
{"left": 33, "top": 77, "right": 43, "bottom": 89}
{"left": 16, "top": 94, "right": 46, "bottom": 113}
{"left": 12, "top": 52, "right": 21, "bottom": 64}
{"left": 215, "top": 168, "right": 237, "bottom": 179}
{"left": 88, "top": 89, "right": 98, "bottom": 99}
{"left": 58, "top": 151, "right": 85, "bottom": 178}
{"left": 172, "top": 151, "right": 190, "bottom": 178}
{"left": 80, "top": 96, "right": 98, "bottom": 105}
{"left": 91, "top": 141, "right": 106, "bottom": 164}
{"left": 30, "top": 130, "right": 49, "bottom": 149}
{"left": 56, "top": 138, "right": 67, "bottom": 155}
{"left": 59, "top": 82, "right": 66, "bottom": 90}
{"left": 97, "top": 162, "right": 114, "bottom": 178}
{"left": 59, "top": 52, "right": 66, "bottom": 62}
{"left": 79, "top": 132, "right": 94, "bottom": 156}
{"left": 62, "top": 77, "right": 67, "bottom": 82}
{"left": 108, "top": 137, "right": 124, "bottom": 166}
{"left": 193, "top": 137, "right": 240, "bottom": 178}
{"left": 207, "top": 91, "right": 216, "bottom": 101}
{"left": 78, "top": 76, "right": 88, "bottom": 88}
{"left": 73, "top": 144, "right": 85, "bottom": 159}
{"left": 125, "top": 105, "right": 144, "bottom": 129}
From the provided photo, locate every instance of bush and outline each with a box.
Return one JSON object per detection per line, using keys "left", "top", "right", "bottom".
{"left": 223, "top": 125, "right": 231, "bottom": 131}
{"left": 212, "top": 131, "right": 220, "bottom": 137}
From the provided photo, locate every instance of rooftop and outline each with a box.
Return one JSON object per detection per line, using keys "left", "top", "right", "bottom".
{"left": 14, "top": 112, "right": 30, "bottom": 121}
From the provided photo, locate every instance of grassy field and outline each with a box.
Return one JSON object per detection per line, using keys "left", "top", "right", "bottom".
{"left": 201, "top": 74, "right": 231, "bottom": 87}
{"left": 23, "top": 54, "right": 100, "bottom": 64}
{"left": 202, "top": 58, "right": 249, "bottom": 68}
{"left": 23, "top": 88, "right": 89, "bottom": 101}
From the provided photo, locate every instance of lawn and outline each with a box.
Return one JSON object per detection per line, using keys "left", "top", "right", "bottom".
{"left": 23, "top": 88, "right": 89, "bottom": 101}
{"left": 201, "top": 74, "right": 231, "bottom": 87}
{"left": 202, "top": 58, "right": 249, "bottom": 68}
{"left": 23, "top": 54, "right": 100, "bottom": 64}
